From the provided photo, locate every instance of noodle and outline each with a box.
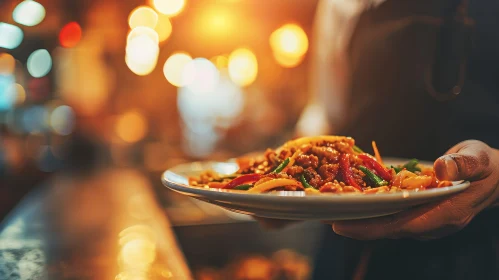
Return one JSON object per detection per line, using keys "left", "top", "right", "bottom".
{"left": 189, "top": 136, "right": 452, "bottom": 194}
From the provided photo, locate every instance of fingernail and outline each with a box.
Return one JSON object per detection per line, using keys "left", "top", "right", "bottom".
{"left": 444, "top": 156, "right": 459, "bottom": 180}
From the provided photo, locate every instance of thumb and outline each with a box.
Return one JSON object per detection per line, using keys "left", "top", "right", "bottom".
{"left": 434, "top": 140, "right": 492, "bottom": 181}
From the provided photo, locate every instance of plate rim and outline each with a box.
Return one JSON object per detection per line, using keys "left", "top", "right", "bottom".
{"left": 161, "top": 159, "right": 471, "bottom": 204}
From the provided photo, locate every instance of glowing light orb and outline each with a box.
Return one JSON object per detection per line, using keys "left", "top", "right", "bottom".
{"left": 59, "top": 22, "right": 82, "bottom": 48}
{"left": 163, "top": 53, "right": 192, "bottom": 87}
{"left": 0, "top": 53, "right": 15, "bottom": 75}
{"left": 151, "top": 0, "right": 185, "bottom": 17}
{"left": 181, "top": 58, "right": 219, "bottom": 94}
{"left": 27, "top": 49, "right": 52, "bottom": 78}
{"left": 12, "top": 1, "right": 46, "bottom": 27}
{"left": 228, "top": 48, "right": 258, "bottom": 87}
{"left": 50, "top": 105, "right": 75, "bottom": 135}
{"left": 0, "top": 23, "right": 24, "bottom": 50}
{"left": 128, "top": 6, "right": 158, "bottom": 29}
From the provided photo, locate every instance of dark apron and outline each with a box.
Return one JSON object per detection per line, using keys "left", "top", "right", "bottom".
{"left": 313, "top": 0, "right": 499, "bottom": 279}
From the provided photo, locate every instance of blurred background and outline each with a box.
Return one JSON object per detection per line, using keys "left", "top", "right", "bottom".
{"left": 0, "top": 0, "right": 329, "bottom": 279}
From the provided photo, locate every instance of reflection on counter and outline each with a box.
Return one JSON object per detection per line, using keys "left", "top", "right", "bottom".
{"left": 196, "top": 249, "right": 311, "bottom": 280}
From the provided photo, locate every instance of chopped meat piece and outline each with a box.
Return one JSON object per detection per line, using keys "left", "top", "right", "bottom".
{"left": 318, "top": 164, "right": 339, "bottom": 183}
{"left": 296, "top": 154, "right": 319, "bottom": 169}
{"left": 304, "top": 167, "right": 322, "bottom": 188}
{"left": 286, "top": 165, "right": 304, "bottom": 177}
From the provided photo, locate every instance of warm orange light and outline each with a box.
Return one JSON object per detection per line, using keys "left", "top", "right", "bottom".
{"left": 13, "top": 83, "right": 26, "bottom": 104}
{"left": 125, "top": 30, "right": 159, "bottom": 76}
{"left": 228, "top": 48, "right": 258, "bottom": 87}
{"left": 198, "top": 7, "right": 233, "bottom": 38}
{"left": 0, "top": 53, "right": 15, "bottom": 75}
{"left": 116, "top": 111, "right": 148, "bottom": 143}
{"left": 127, "top": 26, "right": 159, "bottom": 45}
{"left": 155, "top": 15, "right": 172, "bottom": 42}
{"left": 59, "top": 22, "right": 82, "bottom": 48}
{"left": 125, "top": 55, "right": 158, "bottom": 76}
{"left": 121, "top": 238, "right": 156, "bottom": 269}
{"left": 128, "top": 6, "right": 158, "bottom": 29}
{"left": 163, "top": 52, "right": 192, "bottom": 87}
{"left": 151, "top": 0, "right": 185, "bottom": 17}
{"left": 272, "top": 51, "right": 304, "bottom": 68}
{"left": 270, "top": 24, "right": 308, "bottom": 68}
{"left": 211, "top": 55, "right": 228, "bottom": 69}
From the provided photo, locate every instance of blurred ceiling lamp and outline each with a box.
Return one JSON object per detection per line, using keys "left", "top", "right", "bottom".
{"left": 126, "top": 34, "right": 159, "bottom": 63}
{"left": 125, "top": 34, "right": 159, "bottom": 76}
{"left": 27, "top": 49, "right": 52, "bottom": 78}
{"left": 155, "top": 15, "right": 172, "bottom": 42}
{"left": 125, "top": 55, "right": 158, "bottom": 76}
{"left": 228, "top": 48, "right": 258, "bottom": 87}
{"left": 0, "top": 53, "right": 15, "bottom": 75}
{"left": 127, "top": 26, "right": 159, "bottom": 45}
{"left": 272, "top": 51, "right": 304, "bottom": 68}
{"left": 0, "top": 75, "right": 16, "bottom": 111}
{"left": 12, "top": 1, "right": 46, "bottom": 27}
{"left": 270, "top": 23, "right": 308, "bottom": 67}
{"left": 182, "top": 58, "right": 220, "bottom": 94}
{"left": 0, "top": 23, "right": 24, "bottom": 50}
{"left": 59, "top": 22, "right": 82, "bottom": 48}
{"left": 151, "top": 0, "right": 185, "bottom": 17}
{"left": 116, "top": 110, "right": 148, "bottom": 143}
{"left": 50, "top": 105, "right": 75, "bottom": 135}
{"left": 163, "top": 52, "right": 192, "bottom": 87}
{"left": 128, "top": 6, "right": 158, "bottom": 29}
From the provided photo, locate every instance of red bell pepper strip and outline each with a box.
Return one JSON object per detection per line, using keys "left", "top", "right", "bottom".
{"left": 358, "top": 154, "right": 392, "bottom": 181}
{"left": 339, "top": 154, "right": 363, "bottom": 191}
{"left": 223, "top": 174, "right": 262, "bottom": 189}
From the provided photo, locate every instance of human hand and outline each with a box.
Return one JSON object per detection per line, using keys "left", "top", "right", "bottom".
{"left": 332, "top": 140, "right": 499, "bottom": 240}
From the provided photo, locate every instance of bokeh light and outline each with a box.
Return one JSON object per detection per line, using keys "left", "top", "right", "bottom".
{"left": 126, "top": 32, "right": 159, "bottom": 76}
{"left": 116, "top": 110, "right": 148, "bottom": 143}
{"left": 228, "top": 48, "right": 258, "bottom": 87}
{"left": 27, "top": 49, "right": 52, "bottom": 78}
{"left": 163, "top": 52, "right": 192, "bottom": 87}
{"left": 118, "top": 225, "right": 157, "bottom": 279}
{"left": 155, "top": 15, "right": 172, "bottom": 42}
{"left": 0, "top": 23, "right": 24, "bottom": 50}
{"left": 0, "top": 53, "right": 16, "bottom": 75}
{"left": 13, "top": 83, "right": 26, "bottom": 104}
{"left": 127, "top": 26, "right": 159, "bottom": 45}
{"left": 211, "top": 55, "right": 228, "bottom": 69}
{"left": 125, "top": 56, "right": 158, "bottom": 76}
{"left": 128, "top": 6, "right": 158, "bottom": 29}
{"left": 182, "top": 58, "right": 219, "bottom": 94}
{"left": 0, "top": 75, "right": 16, "bottom": 111}
{"left": 151, "top": 0, "right": 186, "bottom": 17}
{"left": 59, "top": 22, "right": 82, "bottom": 48}
{"left": 270, "top": 24, "right": 308, "bottom": 67}
{"left": 12, "top": 1, "right": 46, "bottom": 27}
{"left": 50, "top": 105, "right": 75, "bottom": 135}
{"left": 22, "top": 105, "right": 48, "bottom": 133}
{"left": 178, "top": 72, "right": 244, "bottom": 157}
{"left": 178, "top": 72, "right": 244, "bottom": 124}
{"left": 126, "top": 34, "right": 159, "bottom": 64}
{"left": 272, "top": 51, "right": 304, "bottom": 68}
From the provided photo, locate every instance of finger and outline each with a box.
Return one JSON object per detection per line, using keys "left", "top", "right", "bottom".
{"left": 434, "top": 140, "right": 492, "bottom": 181}
{"left": 332, "top": 196, "right": 473, "bottom": 240}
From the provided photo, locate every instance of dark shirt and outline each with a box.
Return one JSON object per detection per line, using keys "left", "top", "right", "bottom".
{"left": 313, "top": 0, "right": 499, "bottom": 279}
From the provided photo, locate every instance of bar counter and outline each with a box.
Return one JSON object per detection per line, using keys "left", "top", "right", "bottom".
{"left": 0, "top": 168, "right": 192, "bottom": 280}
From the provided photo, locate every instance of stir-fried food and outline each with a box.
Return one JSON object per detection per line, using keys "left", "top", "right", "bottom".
{"left": 189, "top": 136, "right": 453, "bottom": 194}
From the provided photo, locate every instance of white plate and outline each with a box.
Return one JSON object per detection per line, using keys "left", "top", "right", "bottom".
{"left": 161, "top": 158, "right": 470, "bottom": 221}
